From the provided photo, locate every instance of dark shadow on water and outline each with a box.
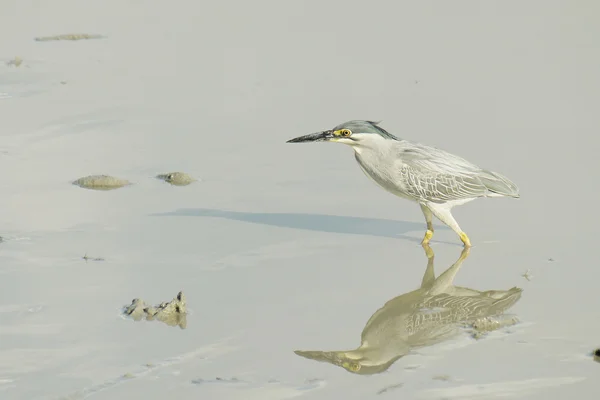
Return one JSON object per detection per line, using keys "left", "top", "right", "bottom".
{"left": 150, "top": 208, "right": 454, "bottom": 245}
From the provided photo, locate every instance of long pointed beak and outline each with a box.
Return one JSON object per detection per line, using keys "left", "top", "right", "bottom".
{"left": 286, "top": 130, "right": 334, "bottom": 143}
{"left": 294, "top": 350, "right": 344, "bottom": 365}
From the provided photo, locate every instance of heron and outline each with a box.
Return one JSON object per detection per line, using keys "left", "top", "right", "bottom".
{"left": 286, "top": 120, "right": 519, "bottom": 247}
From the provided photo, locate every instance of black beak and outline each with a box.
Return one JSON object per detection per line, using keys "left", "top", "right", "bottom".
{"left": 294, "top": 350, "right": 344, "bottom": 365}
{"left": 286, "top": 130, "right": 334, "bottom": 143}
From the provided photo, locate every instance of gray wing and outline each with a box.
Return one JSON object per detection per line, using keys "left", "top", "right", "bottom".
{"left": 394, "top": 142, "right": 515, "bottom": 203}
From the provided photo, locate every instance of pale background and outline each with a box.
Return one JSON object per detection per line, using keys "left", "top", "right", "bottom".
{"left": 1, "top": 1, "right": 599, "bottom": 399}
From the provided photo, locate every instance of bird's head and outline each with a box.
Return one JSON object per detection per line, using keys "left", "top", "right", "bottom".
{"left": 286, "top": 120, "right": 400, "bottom": 150}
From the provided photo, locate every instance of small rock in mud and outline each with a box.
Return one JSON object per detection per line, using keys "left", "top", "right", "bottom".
{"left": 6, "top": 57, "right": 23, "bottom": 67}
{"left": 521, "top": 269, "right": 533, "bottom": 281}
{"left": 156, "top": 172, "right": 196, "bottom": 186}
{"left": 72, "top": 175, "right": 131, "bottom": 191}
{"left": 82, "top": 253, "right": 104, "bottom": 262}
{"left": 469, "top": 315, "right": 520, "bottom": 339}
{"left": 34, "top": 33, "right": 105, "bottom": 41}
{"left": 123, "top": 291, "right": 187, "bottom": 329}
{"left": 594, "top": 348, "right": 600, "bottom": 363}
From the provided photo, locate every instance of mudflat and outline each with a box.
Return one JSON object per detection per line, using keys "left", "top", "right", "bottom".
{"left": 1, "top": 1, "right": 599, "bottom": 399}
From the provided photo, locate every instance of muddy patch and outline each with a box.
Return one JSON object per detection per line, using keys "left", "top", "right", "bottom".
{"left": 191, "top": 377, "right": 243, "bottom": 385}
{"left": 377, "top": 382, "right": 403, "bottom": 395}
{"left": 5, "top": 57, "right": 23, "bottom": 67}
{"left": 34, "top": 34, "right": 105, "bottom": 42}
{"left": 122, "top": 291, "right": 187, "bottom": 329}
{"left": 156, "top": 172, "right": 196, "bottom": 186}
{"left": 467, "top": 315, "right": 520, "bottom": 340}
{"left": 72, "top": 175, "right": 131, "bottom": 191}
{"left": 82, "top": 253, "right": 104, "bottom": 262}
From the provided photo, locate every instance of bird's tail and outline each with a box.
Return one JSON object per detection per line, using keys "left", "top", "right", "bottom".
{"left": 479, "top": 169, "right": 520, "bottom": 198}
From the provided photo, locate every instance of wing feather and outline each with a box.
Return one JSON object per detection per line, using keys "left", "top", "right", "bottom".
{"left": 395, "top": 142, "right": 490, "bottom": 203}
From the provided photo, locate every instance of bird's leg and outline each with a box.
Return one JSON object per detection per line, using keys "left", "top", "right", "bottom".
{"left": 428, "top": 244, "right": 471, "bottom": 295}
{"left": 460, "top": 232, "right": 472, "bottom": 248}
{"left": 428, "top": 204, "right": 472, "bottom": 248}
{"left": 420, "top": 204, "right": 434, "bottom": 245}
{"left": 420, "top": 243, "right": 435, "bottom": 289}
{"left": 422, "top": 242, "right": 434, "bottom": 260}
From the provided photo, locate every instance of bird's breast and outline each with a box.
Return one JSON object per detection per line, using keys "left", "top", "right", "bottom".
{"left": 354, "top": 152, "right": 414, "bottom": 200}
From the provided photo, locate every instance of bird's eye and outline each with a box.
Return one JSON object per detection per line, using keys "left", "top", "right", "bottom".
{"left": 340, "top": 129, "right": 352, "bottom": 137}
{"left": 349, "top": 363, "right": 361, "bottom": 372}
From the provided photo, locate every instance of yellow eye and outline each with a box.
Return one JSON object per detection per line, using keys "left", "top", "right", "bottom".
{"left": 349, "top": 363, "right": 361, "bottom": 372}
{"left": 343, "top": 362, "right": 361, "bottom": 372}
{"left": 339, "top": 129, "right": 352, "bottom": 137}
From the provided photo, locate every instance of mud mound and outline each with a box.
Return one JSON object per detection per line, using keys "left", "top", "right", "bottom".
{"left": 123, "top": 291, "right": 187, "bottom": 329}
{"left": 72, "top": 175, "right": 131, "bottom": 190}
{"left": 156, "top": 172, "right": 196, "bottom": 186}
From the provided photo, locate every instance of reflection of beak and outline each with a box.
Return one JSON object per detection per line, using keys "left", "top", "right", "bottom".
{"left": 294, "top": 350, "right": 344, "bottom": 366}
{"left": 286, "top": 130, "right": 334, "bottom": 143}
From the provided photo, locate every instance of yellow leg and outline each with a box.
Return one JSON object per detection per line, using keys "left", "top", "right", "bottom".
{"left": 420, "top": 204, "right": 434, "bottom": 245}
{"left": 421, "top": 229, "right": 434, "bottom": 245}
{"left": 426, "top": 203, "right": 472, "bottom": 248}
{"left": 459, "top": 232, "right": 472, "bottom": 248}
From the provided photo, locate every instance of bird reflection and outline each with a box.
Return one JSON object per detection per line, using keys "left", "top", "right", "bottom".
{"left": 294, "top": 244, "right": 523, "bottom": 375}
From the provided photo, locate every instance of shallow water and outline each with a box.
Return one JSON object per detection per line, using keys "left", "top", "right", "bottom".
{"left": 2, "top": 1, "right": 600, "bottom": 399}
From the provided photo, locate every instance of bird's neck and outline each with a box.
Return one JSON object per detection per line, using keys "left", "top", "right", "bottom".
{"left": 352, "top": 143, "right": 392, "bottom": 166}
{"left": 351, "top": 138, "right": 396, "bottom": 157}
{"left": 351, "top": 338, "right": 411, "bottom": 366}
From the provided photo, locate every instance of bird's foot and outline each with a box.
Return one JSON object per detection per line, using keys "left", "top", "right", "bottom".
{"left": 459, "top": 232, "right": 472, "bottom": 248}
{"left": 421, "top": 229, "right": 434, "bottom": 245}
